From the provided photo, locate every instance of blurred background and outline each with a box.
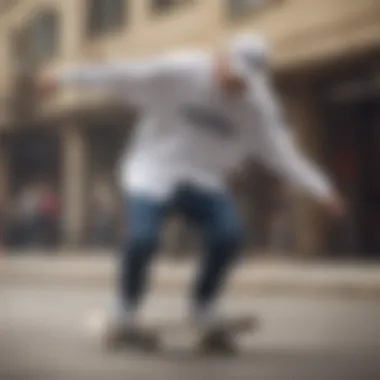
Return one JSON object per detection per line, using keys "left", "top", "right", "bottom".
{"left": 0, "top": 1, "right": 380, "bottom": 379}
{"left": 0, "top": 0, "right": 378, "bottom": 258}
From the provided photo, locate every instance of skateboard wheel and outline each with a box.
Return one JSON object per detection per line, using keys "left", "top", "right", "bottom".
{"left": 139, "top": 334, "right": 159, "bottom": 351}
{"left": 199, "top": 332, "right": 237, "bottom": 355}
{"left": 102, "top": 326, "right": 125, "bottom": 350}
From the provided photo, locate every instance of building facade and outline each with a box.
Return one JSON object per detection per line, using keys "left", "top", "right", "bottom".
{"left": 0, "top": 0, "right": 379, "bottom": 256}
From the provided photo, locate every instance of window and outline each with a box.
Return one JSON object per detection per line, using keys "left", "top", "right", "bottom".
{"left": 87, "top": 0, "right": 125, "bottom": 37}
{"left": 151, "top": 0, "right": 193, "bottom": 15}
{"left": 227, "top": 0, "right": 275, "bottom": 19}
{"left": 10, "top": 10, "right": 59, "bottom": 67}
{"left": 29, "top": 10, "right": 60, "bottom": 63}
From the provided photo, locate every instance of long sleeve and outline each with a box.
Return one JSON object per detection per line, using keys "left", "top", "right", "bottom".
{"left": 249, "top": 76, "right": 334, "bottom": 201}
{"left": 56, "top": 57, "right": 175, "bottom": 107}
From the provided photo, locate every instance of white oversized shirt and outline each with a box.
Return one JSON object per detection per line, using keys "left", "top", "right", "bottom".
{"left": 58, "top": 51, "right": 333, "bottom": 201}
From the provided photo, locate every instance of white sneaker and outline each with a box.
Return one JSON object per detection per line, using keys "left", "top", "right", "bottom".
{"left": 110, "top": 302, "right": 138, "bottom": 330}
{"left": 102, "top": 303, "right": 138, "bottom": 348}
{"left": 104, "top": 302, "right": 159, "bottom": 350}
{"left": 191, "top": 304, "right": 223, "bottom": 330}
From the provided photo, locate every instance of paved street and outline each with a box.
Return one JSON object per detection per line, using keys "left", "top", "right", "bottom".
{"left": 1, "top": 283, "right": 380, "bottom": 380}
{"left": 2, "top": 254, "right": 380, "bottom": 297}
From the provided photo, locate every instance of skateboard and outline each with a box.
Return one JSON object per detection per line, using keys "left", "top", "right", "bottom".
{"left": 86, "top": 311, "right": 258, "bottom": 354}
{"left": 156, "top": 315, "right": 258, "bottom": 354}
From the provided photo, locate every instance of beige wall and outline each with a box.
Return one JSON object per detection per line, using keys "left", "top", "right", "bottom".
{"left": 0, "top": 0, "right": 376, "bottom": 121}
{"left": 228, "top": 0, "right": 380, "bottom": 68}
{"left": 0, "top": 0, "right": 378, "bottom": 117}
{"left": 60, "top": 124, "right": 88, "bottom": 246}
{"left": 0, "top": 0, "right": 378, "bottom": 67}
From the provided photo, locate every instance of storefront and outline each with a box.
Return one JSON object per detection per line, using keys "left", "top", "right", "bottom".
{"left": 317, "top": 57, "right": 380, "bottom": 257}
{"left": 4, "top": 128, "right": 61, "bottom": 247}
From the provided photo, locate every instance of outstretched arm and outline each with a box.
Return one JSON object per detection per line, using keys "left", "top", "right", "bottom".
{"left": 249, "top": 76, "right": 345, "bottom": 217}
{"left": 36, "top": 56, "right": 176, "bottom": 106}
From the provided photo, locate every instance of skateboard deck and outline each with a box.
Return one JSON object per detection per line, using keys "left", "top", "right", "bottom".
{"left": 85, "top": 310, "right": 258, "bottom": 354}
{"left": 151, "top": 315, "right": 256, "bottom": 335}
{"left": 149, "top": 315, "right": 258, "bottom": 354}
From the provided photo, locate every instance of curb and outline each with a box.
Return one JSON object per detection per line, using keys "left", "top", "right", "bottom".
{"left": 2, "top": 272, "right": 380, "bottom": 299}
{"left": 2, "top": 256, "right": 380, "bottom": 299}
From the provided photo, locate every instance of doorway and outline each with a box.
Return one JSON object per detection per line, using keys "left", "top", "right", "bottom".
{"left": 323, "top": 89, "right": 380, "bottom": 257}
{"left": 6, "top": 129, "right": 61, "bottom": 248}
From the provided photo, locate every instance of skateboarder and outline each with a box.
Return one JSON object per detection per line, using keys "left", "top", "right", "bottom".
{"left": 37, "top": 34, "right": 345, "bottom": 339}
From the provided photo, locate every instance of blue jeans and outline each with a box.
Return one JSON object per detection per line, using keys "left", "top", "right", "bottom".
{"left": 119, "top": 184, "right": 243, "bottom": 308}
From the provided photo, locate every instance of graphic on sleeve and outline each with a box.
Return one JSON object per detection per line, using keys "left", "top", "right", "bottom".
{"left": 181, "top": 105, "right": 236, "bottom": 138}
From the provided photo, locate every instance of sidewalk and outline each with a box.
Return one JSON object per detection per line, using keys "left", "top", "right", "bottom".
{"left": 1, "top": 251, "right": 380, "bottom": 298}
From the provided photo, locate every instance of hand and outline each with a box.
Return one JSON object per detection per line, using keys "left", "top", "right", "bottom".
{"left": 35, "top": 73, "right": 59, "bottom": 98}
{"left": 321, "top": 193, "right": 347, "bottom": 219}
